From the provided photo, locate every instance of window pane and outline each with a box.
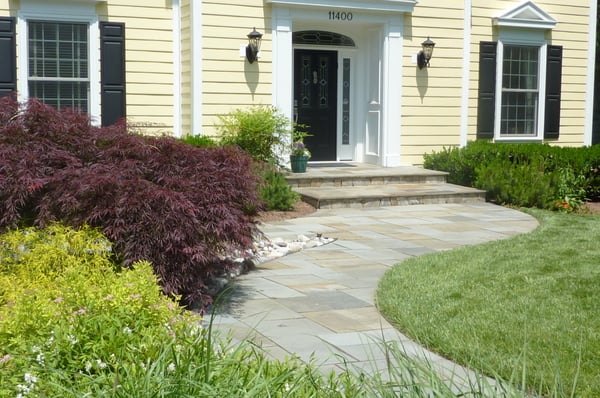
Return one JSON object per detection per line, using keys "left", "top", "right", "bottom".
{"left": 29, "top": 80, "right": 89, "bottom": 111}
{"left": 501, "top": 45, "right": 539, "bottom": 135}
{"left": 28, "top": 21, "right": 89, "bottom": 112}
{"left": 502, "top": 46, "right": 538, "bottom": 90}
{"left": 501, "top": 91, "right": 538, "bottom": 135}
{"left": 342, "top": 58, "right": 351, "bottom": 145}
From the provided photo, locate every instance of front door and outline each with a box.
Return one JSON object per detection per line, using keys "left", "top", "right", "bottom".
{"left": 293, "top": 49, "right": 338, "bottom": 161}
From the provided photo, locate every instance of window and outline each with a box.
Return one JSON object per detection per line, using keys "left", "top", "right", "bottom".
{"left": 478, "top": 41, "right": 562, "bottom": 141}
{"left": 477, "top": 1, "right": 561, "bottom": 141}
{"left": 12, "top": 2, "right": 126, "bottom": 126}
{"left": 500, "top": 45, "right": 539, "bottom": 136}
{"left": 28, "top": 21, "right": 89, "bottom": 112}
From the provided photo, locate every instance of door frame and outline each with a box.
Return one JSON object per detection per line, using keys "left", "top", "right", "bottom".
{"left": 271, "top": 6, "right": 406, "bottom": 166}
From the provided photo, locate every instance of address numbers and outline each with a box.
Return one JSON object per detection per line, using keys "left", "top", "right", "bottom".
{"left": 328, "top": 11, "right": 353, "bottom": 21}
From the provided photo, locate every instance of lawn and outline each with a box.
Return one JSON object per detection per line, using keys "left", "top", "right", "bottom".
{"left": 376, "top": 209, "right": 600, "bottom": 397}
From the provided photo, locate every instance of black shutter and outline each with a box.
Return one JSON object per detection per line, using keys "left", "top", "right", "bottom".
{"left": 100, "top": 22, "right": 126, "bottom": 126}
{"left": 0, "top": 17, "right": 16, "bottom": 98}
{"left": 544, "top": 45, "right": 562, "bottom": 139}
{"left": 477, "top": 41, "right": 497, "bottom": 139}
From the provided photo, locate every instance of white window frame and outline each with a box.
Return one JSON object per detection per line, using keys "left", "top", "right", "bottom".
{"left": 494, "top": 31, "right": 547, "bottom": 142}
{"left": 492, "top": 1, "right": 557, "bottom": 142}
{"left": 17, "top": 2, "right": 100, "bottom": 124}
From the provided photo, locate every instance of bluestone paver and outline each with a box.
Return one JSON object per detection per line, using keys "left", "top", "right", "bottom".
{"left": 212, "top": 202, "right": 538, "bottom": 390}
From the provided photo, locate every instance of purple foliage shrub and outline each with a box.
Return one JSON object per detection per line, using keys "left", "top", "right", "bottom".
{"left": 0, "top": 96, "right": 262, "bottom": 304}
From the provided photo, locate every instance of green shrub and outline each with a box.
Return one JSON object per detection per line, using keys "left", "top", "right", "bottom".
{"left": 475, "top": 156, "right": 556, "bottom": 208}
{"left": 424, "top": 142, "right": 600, "bottom": 210}
{"left": 216, "top": 106, "right": 291, "bottom": 165}
{"left": 0, "top": 224, "right": 200, "bottom": 396}
{"left": 422, "top": 141, "right": 505, "bottom": 186}
{"left": 180, "top": 134, "right": 219, "bottom": 148}
{"left": 258, "top": 163, "right": 300, "bottom": 211}
{"left": 554, "top": 167, "right": 588, "bottom": 212}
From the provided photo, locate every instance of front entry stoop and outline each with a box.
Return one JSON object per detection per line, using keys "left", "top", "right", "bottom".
{"left": 285, "top": 163, "right": 486, "bottom": 209}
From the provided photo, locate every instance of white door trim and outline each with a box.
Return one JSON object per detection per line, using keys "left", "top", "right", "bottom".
{"left": 270, "top": 6, "right": 408, "bottom": 166}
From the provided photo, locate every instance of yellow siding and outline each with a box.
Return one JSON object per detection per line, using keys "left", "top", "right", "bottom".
{"left": 0, "top": 1, "right": 11, "bottom": 13}
{"left": 401, "top": 0, "right": 465, "bottom": 165}
{"left": 98, "top": 1, "right": 174, "bottom": 134}
{"left": 201, "top": 0, "right": 272, "bottom": 134}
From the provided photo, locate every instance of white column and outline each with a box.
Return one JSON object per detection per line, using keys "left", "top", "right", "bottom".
{"left": 381, "top": 17, "right": 403, "bottom": 167}
{"left": 584, "top": 0, "right": 597, "bottom": 146}
{"left": 191, "top": 0, "right": 203, "bottom": 135}
{"left": 172, "top": 0, "right": 182, "bottom": 137}
{"left": 271, "top": 7, "right": 293, "bottom": 121}
{"left": 459, "top": 0, "right": 472, "bottom": 147}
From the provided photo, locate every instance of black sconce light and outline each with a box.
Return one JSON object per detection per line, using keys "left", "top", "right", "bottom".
{"left": 417, "top": 37, "right": 436, "bottom": 69}
{"left": 246, "top": 27, "right": 263, "bottom": 64}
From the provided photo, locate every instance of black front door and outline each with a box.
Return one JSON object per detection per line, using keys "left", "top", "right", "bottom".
{"left": 294, "top": 49, "right": 337, "bottom": 161}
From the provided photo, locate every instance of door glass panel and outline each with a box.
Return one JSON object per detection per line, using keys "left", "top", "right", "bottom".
{"left": 293, "top": 30, "right": 355, "bottom": 47}
{"left": 301, "top": 56, "right": 311, "bottom": 108}
{"left": 318, "top": 56, "right": 329, "bottom": 109}
{"left": 342, "top": 58, "right": 350, "bottom": 145}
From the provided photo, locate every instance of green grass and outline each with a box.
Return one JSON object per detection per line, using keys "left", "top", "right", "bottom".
{"left": 376, "top": 209, "right": 600, "bottom": 397}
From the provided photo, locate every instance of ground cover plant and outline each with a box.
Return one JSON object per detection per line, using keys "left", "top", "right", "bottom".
{"left": 0, "top": 96, "right": 262, "bottom": 305}
{"left": 423, "top": 141, "right": 600, "bottom": 211}
{"left": 376, "top": 209, "right": 600, "bottom": 396}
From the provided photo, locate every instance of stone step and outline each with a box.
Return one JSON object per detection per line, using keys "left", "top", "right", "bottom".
{"left": 285, "top": 165, "right": 448, "bottom": 188}
{"left": 284, "top": 164, "right": 485, "bottom": 209}
{"left": 294, "top": 183, "right": 486, "bottom": 209}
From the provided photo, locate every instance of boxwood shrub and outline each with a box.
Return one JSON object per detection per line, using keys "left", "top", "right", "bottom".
{"left": 424, "top": 141, "right": 600, "bottom": 210}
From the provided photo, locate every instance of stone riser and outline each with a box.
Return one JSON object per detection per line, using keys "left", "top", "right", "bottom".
{"left": 300, "top": 192, "right": 486, "bottom": 209}
{"left": 287, "top": 174, "right": 447, "bottom": 188}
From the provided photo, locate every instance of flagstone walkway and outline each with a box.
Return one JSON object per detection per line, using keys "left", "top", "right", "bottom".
{"left": 212, "top": 203, "right": 538, "bottom": 389}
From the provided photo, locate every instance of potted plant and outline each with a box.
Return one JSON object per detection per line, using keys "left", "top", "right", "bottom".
{"left": 289, "top": 126, "right": 311, "bottom": 173}
{"left": 290, "top": 140, "right": 311, "bottom": 173}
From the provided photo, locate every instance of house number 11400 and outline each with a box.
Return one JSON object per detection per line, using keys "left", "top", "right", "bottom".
{"left": 328, "top": 11, "right": 353, "bottom": 21}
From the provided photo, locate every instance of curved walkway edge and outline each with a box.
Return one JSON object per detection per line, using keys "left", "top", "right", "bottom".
{"left": 212, "top": 203, "right": 538, "bottom": 389}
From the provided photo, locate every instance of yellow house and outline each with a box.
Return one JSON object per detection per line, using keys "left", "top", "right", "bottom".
{"left": 1, "top": 0, "right": 597, "bottom": 165}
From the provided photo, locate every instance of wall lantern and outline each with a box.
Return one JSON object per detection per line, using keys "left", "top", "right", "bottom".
{"left": 246, "top": 27, "right": 263, "bottom": 64}
{"left": 417, "top": 37, "right": 436, "bottom": 69}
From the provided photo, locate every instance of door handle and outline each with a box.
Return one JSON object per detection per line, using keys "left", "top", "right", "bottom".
{"left": 313, "top": 71, "right": 318, "bottom": 84}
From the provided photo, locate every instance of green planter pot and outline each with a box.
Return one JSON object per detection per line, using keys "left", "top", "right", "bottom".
{"left": 290, "top": 155, "right": 308, "bottom": 173}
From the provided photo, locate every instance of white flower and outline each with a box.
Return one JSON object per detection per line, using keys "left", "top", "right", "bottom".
{"left": 67, "top": 334, "right": 78, "bottom": 345}
{"left": 167, "top": 363, "right": 176, "bottom": 373}
{"left": 85, "top": 361, "right": 92, "bottom": 372}
{"left": 122, "top": 326, "right": 132, "bottom": 334}
{"left": 140, "top": 362, "right": 147, "bottom": 371}
{"left": 285, "top": 382, "right": 290, "bottom": 392}
{"left": 24, "top": 373, "right": 37, "bottom": 384}
{"left": 96, "top": 359, "right": 107, "bottom": 369}
{"left": 35, "top": 352, "right": 45, "bottom": 366}
{"left": 17, "top": 384, "right": 30, "bottom": 393}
